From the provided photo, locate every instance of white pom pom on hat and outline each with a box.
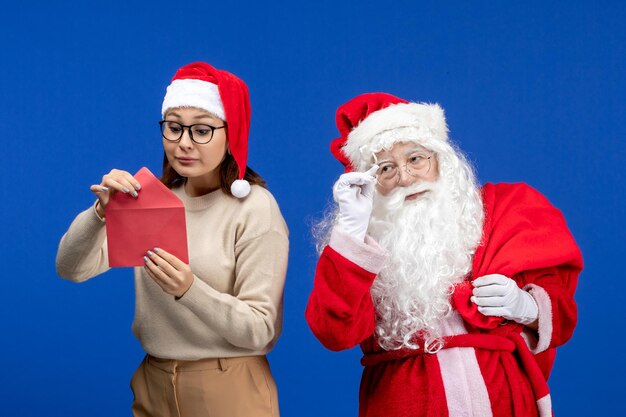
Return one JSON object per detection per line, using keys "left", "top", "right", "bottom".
{"left": 231, "top": 179, "right": 251, "bottom": 198}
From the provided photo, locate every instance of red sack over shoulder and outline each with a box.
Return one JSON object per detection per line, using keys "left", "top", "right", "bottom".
{"left": 452, "top": 183, "right": 583, "bottom": 330}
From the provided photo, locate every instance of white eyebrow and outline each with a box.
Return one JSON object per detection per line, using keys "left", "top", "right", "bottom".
{"left": 374, "top": 146, "right": 431, "bottom": 165}
{"left": 372, "top": 154, "right": 393, "bottom": 165}
{"left": 404, "top": 147, "right": 429, "bottom": 156}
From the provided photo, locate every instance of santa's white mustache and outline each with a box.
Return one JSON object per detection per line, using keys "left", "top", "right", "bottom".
{"left": 374, "top": 181, "right": 438, "bottom": 212}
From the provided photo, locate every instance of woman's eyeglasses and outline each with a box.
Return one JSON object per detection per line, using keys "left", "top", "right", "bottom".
{"left": 159, "top": 121, "right": 226, "bottom": 144}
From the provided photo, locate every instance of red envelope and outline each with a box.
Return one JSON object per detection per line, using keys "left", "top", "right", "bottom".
{"left": 105, "top": 167, "right": 189, "bottom": 267}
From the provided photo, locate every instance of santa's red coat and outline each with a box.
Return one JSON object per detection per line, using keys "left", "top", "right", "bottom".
{"left": 305, "top": 183, "right": 583, "bottom": 417}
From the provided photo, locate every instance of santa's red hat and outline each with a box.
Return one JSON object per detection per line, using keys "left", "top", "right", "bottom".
{"left": 162, "top": 62, "right": 251, "bottom": 198}
{"left": 331, "top": 92, "right": 449, "bottom": 172}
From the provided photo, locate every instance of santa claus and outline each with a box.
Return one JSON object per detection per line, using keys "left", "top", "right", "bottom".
{"left": 306, "top": 93, "right": 582, "bottom": 417}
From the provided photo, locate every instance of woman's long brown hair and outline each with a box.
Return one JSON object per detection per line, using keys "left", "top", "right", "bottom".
{"left": 160, "top": 152, "right": 266, "bottom": 195}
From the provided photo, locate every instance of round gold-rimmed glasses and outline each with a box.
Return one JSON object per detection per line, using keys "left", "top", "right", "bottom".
{"left": 374, "top": 151, "right": 434, "bottom": 189}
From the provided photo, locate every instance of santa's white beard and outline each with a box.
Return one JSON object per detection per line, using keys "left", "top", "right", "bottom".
{"left": 369, "top": 176, "right": 484, "bottom": 351}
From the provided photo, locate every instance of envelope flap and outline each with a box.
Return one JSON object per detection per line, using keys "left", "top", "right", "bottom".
{"left": 107, "top": 167, "right": 184, "bottom": 211}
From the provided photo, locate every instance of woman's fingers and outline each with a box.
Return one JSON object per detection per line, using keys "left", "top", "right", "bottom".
{"left": 143, "top": 249, "right": 193, "bottom": 298}
{"left": 150, "top": 248, "right": 185, "bottom": 270}
{"left": 145, "top": 250, "right": 179, "bottom": 276}
{"left": 89, "top": 169, "right": 142, "bottom": 216}
{"left": 107, "top": 169, "right": 141, "bottom": 189}
{"left": 102, "top": 176, "right": 139, "bottom": 197}
{"left": 90, "top": 184, "right": 109, "bottom": 193}
{"left": 143, "top": 258, "right": 174, "bottom": 290}
{"left": 102, "top": 169, "right": 141, "bottom": 192}
{"left": 89, "top": 184, "right": 110, "bottom": 216}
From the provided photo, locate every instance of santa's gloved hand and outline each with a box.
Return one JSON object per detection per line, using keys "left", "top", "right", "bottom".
{"left": 332, "top": 165, "right": 379, "bottom": 242}
{"left": 471, "top": 274, "right": 538, "bottom": 326}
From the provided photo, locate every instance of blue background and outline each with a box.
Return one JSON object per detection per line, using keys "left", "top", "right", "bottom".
{"left": 2, "top": 1, "right": 624, "bottom": 415}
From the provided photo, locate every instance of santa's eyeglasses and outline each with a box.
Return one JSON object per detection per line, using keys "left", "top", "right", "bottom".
{"left": 373, "top": 151, "right": 434, "bottom": 189}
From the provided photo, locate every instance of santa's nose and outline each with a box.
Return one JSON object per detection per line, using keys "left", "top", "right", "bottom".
{"left": 397, "top": 169, "right": 417, "bottom": 187}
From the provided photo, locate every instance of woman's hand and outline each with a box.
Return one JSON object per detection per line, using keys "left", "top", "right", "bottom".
{"left": 90, "top": 169, "right": 142, "bottom": 218}
{"left": 143, "top": 248, "right": 194, "bottom": 298}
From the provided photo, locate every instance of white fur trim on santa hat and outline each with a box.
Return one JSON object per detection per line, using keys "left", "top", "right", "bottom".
{"left": 231, "top": 179, "right": 250, "bottom": 198}
{"left": 343, "top": 102, "right": 449, "bottom": 171}
{"left": 162, "top": 79, "right": 226, "bottom": 120}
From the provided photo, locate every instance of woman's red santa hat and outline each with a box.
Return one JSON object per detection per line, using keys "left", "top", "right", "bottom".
{"left": 331, "top": 92, "right": 450, "bottom": 172}
{"left": 162, "top": 62, "right": 251, "bottom": 198}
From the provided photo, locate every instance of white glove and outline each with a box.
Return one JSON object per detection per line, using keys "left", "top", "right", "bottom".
{"left": 471, "top": 274, "right": 539, "bottom": 326}
{"left": 332, "top": 165, "right": 379, "bottom": 242}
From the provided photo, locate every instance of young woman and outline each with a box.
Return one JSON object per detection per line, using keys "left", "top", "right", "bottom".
{"left": 56, "top": 62, "right": 289, "bottom": 417}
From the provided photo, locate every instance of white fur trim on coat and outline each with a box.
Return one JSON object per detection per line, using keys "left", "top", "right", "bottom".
{"left": 343, "top": 102, "right": 449, "bottom": 171}
{"left": 521, "top": 283, "right": 553, "bottom": 354}
{"left": 438, "top": 312, "right": 494, "bottom": 417}
{"left": 328, "top": 228, "right": 388, "bottom": 274}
